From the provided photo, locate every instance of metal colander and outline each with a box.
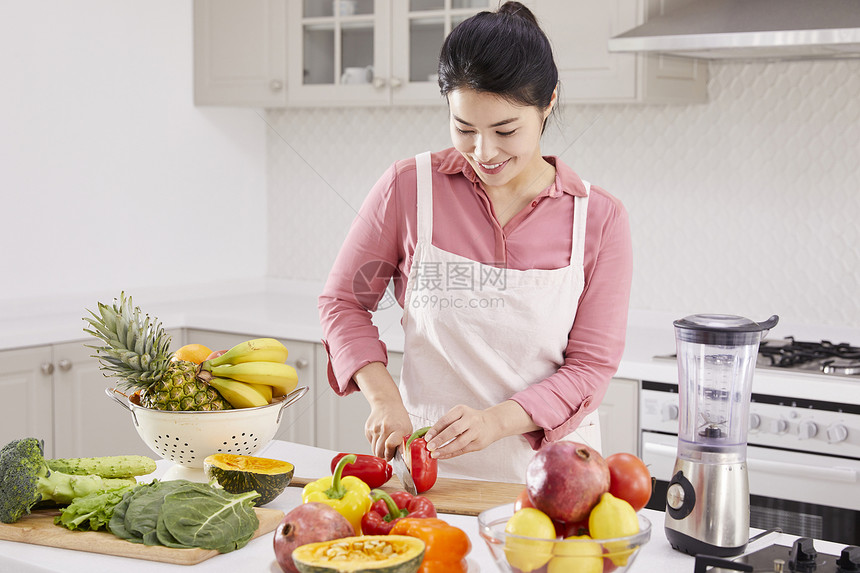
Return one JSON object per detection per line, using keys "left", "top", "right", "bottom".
{"left": 106, "top": 386, "right": 308, "bottom": 468}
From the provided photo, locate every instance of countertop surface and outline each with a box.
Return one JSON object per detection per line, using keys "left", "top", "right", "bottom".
{"left": 3, "top": 278, "right": 859, "bottom": 405}
{"left": 0, "top": 439, "right": 847, "bottom": 573}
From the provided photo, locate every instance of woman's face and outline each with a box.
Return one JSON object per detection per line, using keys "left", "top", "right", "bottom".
{"left": 448, "top": 88, "right": 553, "bottom": 193}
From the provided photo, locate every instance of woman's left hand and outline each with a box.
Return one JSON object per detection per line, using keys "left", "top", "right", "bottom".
{"left": 423, "top": 401, "right": 539, "bottom": 460}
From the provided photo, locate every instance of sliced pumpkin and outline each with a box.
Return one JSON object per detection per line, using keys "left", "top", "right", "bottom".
{"left": 292, "top": 535, "right": 425, "bottom": 573}
{"left": 203, "top": 453, "right": 294, "bottom": 506}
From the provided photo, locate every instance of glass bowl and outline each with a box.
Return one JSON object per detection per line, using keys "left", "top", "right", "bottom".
{"left": 478, "top": 502, "right": 652, "bottom": 573}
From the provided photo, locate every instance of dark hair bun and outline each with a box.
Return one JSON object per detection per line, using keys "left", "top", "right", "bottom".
{"left": 497, "top": 1, "right": 539, "bottom": 27}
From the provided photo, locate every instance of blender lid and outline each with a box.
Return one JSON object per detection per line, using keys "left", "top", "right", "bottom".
{"left": 674, "top": 314, "right": 779, "bottom": 344}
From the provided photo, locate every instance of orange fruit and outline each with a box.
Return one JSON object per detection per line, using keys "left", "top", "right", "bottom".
{"left": 173, "top": 343, "right": 213, "bottom": 364}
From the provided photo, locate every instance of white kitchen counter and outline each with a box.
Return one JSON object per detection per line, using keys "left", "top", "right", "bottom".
{"left": 3, "top": 279, "right": 859, "bottom": 405}
{"left": 3, "top": 439, "right": 847, "bottom": 573}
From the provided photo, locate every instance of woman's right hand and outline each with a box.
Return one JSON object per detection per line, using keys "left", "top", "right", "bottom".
{"left": 354, "top": 362, "right": 413, "bottom": 459}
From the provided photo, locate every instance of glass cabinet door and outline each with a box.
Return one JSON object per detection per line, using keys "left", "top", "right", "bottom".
{"left": 287, "top": 0, "right": 492, "bottom": 106}
{"left": 287, "top": 0, "right": 389, "bottom": 106}
{"left": 301, "top": 0, "right": 376, "bottom": 85}
{"left": 391, "top": 0, "right": 491, "bottom": 104}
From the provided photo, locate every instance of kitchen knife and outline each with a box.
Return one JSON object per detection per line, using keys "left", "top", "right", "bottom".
{"left": 391, "top": 446, "right": 417, "bottom": 495}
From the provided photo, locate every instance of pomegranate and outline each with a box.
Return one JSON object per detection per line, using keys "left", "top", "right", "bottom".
{"left": 273, "top": 503, "right": 354, "bottom": 573}
{"left": 205, "top": 349, "right": 227, "bottom": 361}
{"left": 526, "top": 442, "right": 610, "bottom": 523}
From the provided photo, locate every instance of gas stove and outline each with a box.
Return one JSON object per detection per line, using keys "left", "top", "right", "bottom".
{"left": 757, "top": 337, "right": 860, "bottom": 377}
{"left": 695, "top": 536, "right": 860, "bottom": 573}
{"left": 656, "top": 337, "right": 860, "bottom": 379}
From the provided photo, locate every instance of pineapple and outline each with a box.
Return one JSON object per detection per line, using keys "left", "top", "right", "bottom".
{"left": 84, "top": 292, "right": 231, "bottom": 411}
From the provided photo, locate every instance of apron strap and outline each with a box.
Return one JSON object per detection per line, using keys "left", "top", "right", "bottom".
{"left": 415, "top": 152, "right": 433, "bottom": 245}
{"left": 571, "top": 182, "right": 590, "bottom": 266}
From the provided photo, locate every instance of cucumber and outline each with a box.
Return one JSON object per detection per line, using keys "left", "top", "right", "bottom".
{"left": 47, "top": 455, "right": 157, "bottom": 479}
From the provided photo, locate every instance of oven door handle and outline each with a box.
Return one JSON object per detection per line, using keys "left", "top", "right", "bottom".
{"left": 746, "top": 458, "right": 858, "bottom": 483}
{"left": 642, "top": 442, "right": 858, "bottom": 483}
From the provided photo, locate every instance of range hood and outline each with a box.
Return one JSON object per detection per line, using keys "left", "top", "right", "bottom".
{"left": 608, "top": 0, "right": 860, "bottom": 61}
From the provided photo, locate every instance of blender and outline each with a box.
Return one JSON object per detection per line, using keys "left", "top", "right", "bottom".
{"left": 664, "top": 313, "right": 779, "bottom": 557}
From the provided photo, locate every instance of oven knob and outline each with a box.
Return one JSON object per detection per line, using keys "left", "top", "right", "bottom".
{"left": 826, "top": 423, "right": 849, "bottom": 444}
{"left": 797, "top": 420, "right": 818, "bottom": 440}
{"left": 749, "top": 413, "right": 761, "bottom": 430}
{"left": 769, "top": 419, "right": 788, "bottom": 434}
{"left": 662, "top": 403, "right": 679, "bottom": 422}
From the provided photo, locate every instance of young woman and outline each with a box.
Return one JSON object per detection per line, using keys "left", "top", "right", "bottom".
{"left": 318, "top": 1, "right": 632, "bottom": 483}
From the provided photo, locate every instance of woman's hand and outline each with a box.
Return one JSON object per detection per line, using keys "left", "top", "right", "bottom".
{"left": 424, "top": 400, "right": 540, "bottom": 460}
{"left": 354, "top": 362, "right": 413, "bottom": 459}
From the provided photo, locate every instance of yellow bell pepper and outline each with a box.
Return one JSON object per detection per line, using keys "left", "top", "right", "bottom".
{"left": 302, "top": 454, "right": 372, "bottom": 534}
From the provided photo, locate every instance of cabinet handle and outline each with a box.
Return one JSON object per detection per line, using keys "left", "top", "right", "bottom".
{"left": 58, "top": 359, "right": 72, "bottom": 371}
{"left": 389, "top": 77, "right": 403, "bottom": 89}
{"left": 41, "top": 362, "right": 54, "bottom": 375}
{"left": 295, "top": 359, "right": 309, "bottom": 370}
{"left": 270, "top": 79, "right": 284, "bottom": 92}
{"left": 372, "top": 77, "right": 387, "bottom": 89}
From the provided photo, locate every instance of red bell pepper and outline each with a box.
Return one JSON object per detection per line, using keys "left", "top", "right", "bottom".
{"left": 330, "top": 453, "right": 392, "bottom": 489}
{"left": 404, "top": 426, "right": 438, "bottom": 493}
{"left": 360, "top": 489, "right": 437, "bottom": 535}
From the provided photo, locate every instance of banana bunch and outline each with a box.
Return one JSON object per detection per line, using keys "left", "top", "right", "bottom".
{"left": 199, "top": 338, "right": 299, "bottom": 409}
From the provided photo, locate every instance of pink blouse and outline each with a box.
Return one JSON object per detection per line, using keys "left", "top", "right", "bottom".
{"left": 319, "top": 147, "right": 633, "bottom": 448}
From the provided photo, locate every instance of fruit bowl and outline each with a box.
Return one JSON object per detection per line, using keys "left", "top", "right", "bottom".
{"left": 478, "top": 503, "right": 651, "bottom": 573}
{"left": 106, "top": 386, "right": 308, "bottom": 470}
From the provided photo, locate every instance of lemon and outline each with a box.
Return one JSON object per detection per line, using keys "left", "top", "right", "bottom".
{"left": 548, "top": 534, "right": 603, "bottom": 573}
{"left": 173, "top": 343, "right": 213, "bottom": 364}
{"left": 588, "top": 492, "right": 640, "bottom": 567}
{"left": 504, "top": 507, "right": 556, "bottom": 572}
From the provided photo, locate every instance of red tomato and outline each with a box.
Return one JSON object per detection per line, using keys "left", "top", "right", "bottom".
{"left": 606, "top": 453, "right": 653, "bottom": 512}
{"left": 513, "top": 487, "right": 535, "bottom": 512}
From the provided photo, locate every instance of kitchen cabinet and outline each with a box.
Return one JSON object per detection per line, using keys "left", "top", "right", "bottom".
{"left": 286, "top": 0, "right": 493, "bottom": 107}
{"left": 597, "top": 377, "right": 639, "bottom": 456}
{"left": 0, "top": 338, "right": 178, "bottom": 460}
{"left": 0, "top": 346, "right": 54, "bottom": 457}
{"left": 522, "top": 0, "right": 708, "bottom": 103}
{"left": 314, "top": 349, "right": 403, "bottom": 453}
{"left": 194, "top": 0, "right": 704, "bottom": 108}
{"left": 193, "top": 0, "right": 288, "bottom": 106}
{"left": 185, "top": 329, "right": 317, "bottom": 447}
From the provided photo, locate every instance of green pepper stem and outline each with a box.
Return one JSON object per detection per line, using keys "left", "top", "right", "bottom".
{"left": 405, "top": 426, "right": 431, "bottom": 449}
{"left": 371, "top": 489, "right": 409, "bottom": 522}
{"left": 324, "top": 453, "right": 356, "bottom": 500}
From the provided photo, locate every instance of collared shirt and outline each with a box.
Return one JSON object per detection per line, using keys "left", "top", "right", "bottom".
{"left": 319, "top": 147, "right": 632, "bottom": 448}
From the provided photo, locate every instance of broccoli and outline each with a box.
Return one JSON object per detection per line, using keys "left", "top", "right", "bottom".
{"left": 0, "top": 438, "right": 137, "bottom": 524}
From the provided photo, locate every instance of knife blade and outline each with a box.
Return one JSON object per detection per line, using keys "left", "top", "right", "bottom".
{"left": 391, "top": 446, "right": 417, "bottom": 495}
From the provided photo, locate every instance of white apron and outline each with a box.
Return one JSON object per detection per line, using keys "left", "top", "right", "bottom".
{"left": 399, "top": 151, "right": 600, "bottom": 483}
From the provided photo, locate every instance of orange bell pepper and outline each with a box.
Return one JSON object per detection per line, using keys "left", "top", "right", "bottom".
{"left": 390, "top": 517, "right": 471, "bottom": 573}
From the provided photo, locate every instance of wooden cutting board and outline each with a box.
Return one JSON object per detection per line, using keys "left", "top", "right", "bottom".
{"left": 290, "top": 476, "right": 523, "bottom": 516}
{"left": 0, "top": 507, "right": 284, "bottom": 565}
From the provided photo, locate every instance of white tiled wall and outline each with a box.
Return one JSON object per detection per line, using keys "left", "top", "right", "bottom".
{"left": 267, "top": 59, "right": 860, "bottom": 328}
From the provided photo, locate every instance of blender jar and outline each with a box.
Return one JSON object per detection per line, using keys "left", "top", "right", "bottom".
{"left": 674, "top": 314, "right": 779, "bottom": 461}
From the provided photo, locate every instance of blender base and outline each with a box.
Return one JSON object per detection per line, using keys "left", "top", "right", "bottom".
{"left": 666, "top": 527, "right": 747, "bottom": 557}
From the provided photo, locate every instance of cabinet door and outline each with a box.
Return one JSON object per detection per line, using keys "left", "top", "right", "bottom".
{"left": 194, "top": 0, "right": 288, "bottom": 106}
{"left": 314, "top": 345, "right": 372, "bottom": 453}
{"left": 185, "top": 330, "right": 317, "bottom": 446}
{"left": 52, "top": 340, "right": 156, "bottom": 459}
{"left": 312, "top": 347, "right": 405, "bottom": 454}
{"left": 287, "top": 0, "right": 391, "bottom": 107}
{"left": 0, "top": 346, "right": 54, "bottom": 457}
{"left": 532, "top": 0, "right": 639, "bottom": 101}
{"left": 389, "top": 0, "right": 492, "bottom": 105}
{"left": 598, "top": 377, "right": 639, "bottom": 457}
{"left": 530, "top": 0, "right": 706, "bottom": 103}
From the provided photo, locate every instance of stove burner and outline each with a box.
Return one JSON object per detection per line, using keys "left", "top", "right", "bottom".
{"left": 758, "top": 337, "right": 860, "bottom": 375}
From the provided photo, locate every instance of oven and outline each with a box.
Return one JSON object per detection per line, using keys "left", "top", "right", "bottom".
{"left": 640, "top": 337, "right": 860, "bottom": 546}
